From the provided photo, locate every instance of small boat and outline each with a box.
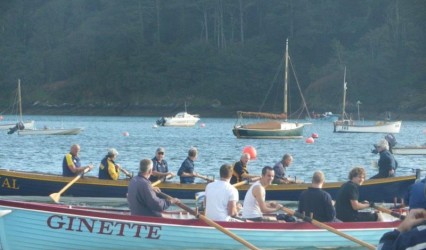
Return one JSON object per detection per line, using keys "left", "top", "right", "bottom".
{"left": 392, "top": 145, "right": 426, "bottom": 155}
{"left": 0, "top": 168, "right": 417, "bottom": 203}
{"left": 232, "top": 39, "right": 305, "bottom": 139}
{"left": 0, "top": 120, "right": 34, "bottom": 131}
{"left": 1, "top": 79, "right": 35, "bottom": 133}
{"left": 0, "top": 199, "right": 400, "bottom": 249}
{"left": 17, "top": 127, "right": 83, "bottom": 136}
{"left": 156, "top": 103, "right": 200, "bottom": 127}
{"left": 333, "top": 67, "right": 402, "bottom": 134}
{"left": 156, "top": 111, "right": 200, "bottom": 127}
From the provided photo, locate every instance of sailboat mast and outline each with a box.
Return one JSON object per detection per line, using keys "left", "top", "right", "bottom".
{"left": 342, "top": 67, "right": 347, "bottom": 119}
{"left": 284, "top": 38, "right": 289, "bottom": 117}
{"left": 18, "top": 79, "right": 23, "bottom": 122}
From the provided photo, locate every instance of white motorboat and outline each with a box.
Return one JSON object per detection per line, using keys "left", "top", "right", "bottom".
{"left": 156, "top": 112, "right": 200, "bottom": 127}
{"left": 17, "top": 127, "right": 83, "bottom": 135}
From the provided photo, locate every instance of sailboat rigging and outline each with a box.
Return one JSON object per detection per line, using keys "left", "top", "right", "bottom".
{"left": 232, "top": 39, "right": 305, "bottom": 139}
{"left": 0, "top": 79, "right": 35, "bottom": 133}
{"left": 333, "top": 67, "right": 402, "bottom": 133}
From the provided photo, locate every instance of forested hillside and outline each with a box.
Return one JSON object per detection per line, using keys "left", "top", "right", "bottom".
{"left": 0, "top": 0, "right": 425, "bottom": 118}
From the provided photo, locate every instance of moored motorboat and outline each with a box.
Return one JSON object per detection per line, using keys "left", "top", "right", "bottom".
{"left": 0, "top": 199, "right": 400, "bottom": 249}
{"left": 156, "top": 111, "right": 200, "bottom": 127}
{"left": 392, "top": 146, "right": 426, "bottom": 155}
{"left": 0, "top": 168, "right": 417, "bottom": 203}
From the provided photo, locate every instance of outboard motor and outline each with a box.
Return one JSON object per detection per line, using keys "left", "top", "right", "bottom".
{"left": 7, "top": 122, "right": 25, "bottom": 134}
{"left": 195, "top": 191, "right": 205, "bottom": 213}
{"left": 156, "top": 117, "right": 166, "bottom": 126}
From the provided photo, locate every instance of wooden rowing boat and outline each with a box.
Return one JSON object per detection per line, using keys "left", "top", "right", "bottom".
{"left": 0, "top": 168, "right": 417, "bottom": 203}
{"left": 0, "top": 199, "right": 400, "bottom": 249}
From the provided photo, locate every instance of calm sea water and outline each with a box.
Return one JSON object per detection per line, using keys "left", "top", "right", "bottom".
{"left": 0, "top": 115, "right": 425, "bottom": 250}
{"left": 1, "top": 115, "right": 425, "bottom": 181}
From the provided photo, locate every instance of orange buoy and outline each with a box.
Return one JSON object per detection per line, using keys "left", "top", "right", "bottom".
{"left": 311, "top": 133, "right": 319, "bottom": 138}
{"left": 122, "top": 132, "right": 129, "bottom": 136}
{"left": 243, "top": 146, "right": 257, "bottom": 160}
{"left": 305, "top": 137, "right": 314, "bottom": 144}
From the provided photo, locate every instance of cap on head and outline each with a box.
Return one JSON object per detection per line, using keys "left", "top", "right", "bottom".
{"left": 156, "top": 147, "right": 165, "bottom": 153}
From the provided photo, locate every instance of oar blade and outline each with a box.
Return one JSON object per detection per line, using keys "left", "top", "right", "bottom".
{"left": 49, "top": 193, "right": 60, "bottom": 203}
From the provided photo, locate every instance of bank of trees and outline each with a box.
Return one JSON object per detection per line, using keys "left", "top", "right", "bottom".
{"left": 0, "top": 0, "right": 424, "bottom": 115}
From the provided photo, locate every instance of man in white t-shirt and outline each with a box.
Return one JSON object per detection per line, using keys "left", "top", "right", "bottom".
{"left": 204, "top": 164, "right": 239, "bottom": 221}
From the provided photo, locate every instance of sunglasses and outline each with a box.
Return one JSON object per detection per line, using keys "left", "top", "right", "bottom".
{"left": 157, "top": 152, "right": 164, "bottom": 155}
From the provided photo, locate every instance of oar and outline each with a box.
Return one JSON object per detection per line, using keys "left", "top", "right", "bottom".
{"left": 49, "top": 167, "right": 91, "bottom": 203}
{"left": 196, "top": 174, "right": 214, "bottom": 182}
{"left": 151, "top": 174, "right": 173, "bottom": 187}
{"left": 280, "top": 206, "right": 375, "bottom": 250}
{"left": 158, "top": 191, "right": 259, "bottom": 250}
{"left": 371, "top": 204, "right": 406, "bottom": 220}
{"left": 233, "top": 177, "right": 260, "bottom": 188}
{"left": 119, "top": 167, "right": 133, "bottom": 178}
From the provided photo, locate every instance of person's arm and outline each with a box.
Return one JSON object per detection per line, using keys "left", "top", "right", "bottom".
{"left": 107, "top": 160, "right": 120, "bottom": 180}
{"left": 350, "top": 199, "right": 370, "bottom": 210}
{"left": 378, "top": 209, "right": 426, "bottom": 249}
{"left": 252, "top": 185, "right": 282, "bottom": 213}
{"left": 228, "top": 188, "right": 239, "bottom": 217}
{"left": 324, "top": 194, "right": 336, "bottom": 221}
{"left": 65, "top": 154, "right": 92, "bottom": 174}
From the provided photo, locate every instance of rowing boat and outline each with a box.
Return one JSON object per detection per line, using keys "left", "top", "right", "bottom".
{"left": 0, "top": 168, "right": 417, "bottom": 203}
{"left": 0, "top": 199, "right": 399, "bottom": 249}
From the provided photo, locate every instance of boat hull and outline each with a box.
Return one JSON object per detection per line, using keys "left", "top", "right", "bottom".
{"left": 393, "top": 146, "right": 426, "bottom": 155}
{"left": 0, "top": 120, "right": 34, "bottom": 130}
{"left": 233, "top": 123, "right": 304, "bottom": 139}
{"left": 157, "top": 112, "right": 200, "bottom": 127}
{"left": 17, "top": 127, "right": 82, "bottom": 135}
{"left": 334, "top": 121, "right": 402, "bottom": 133}
{"left": 0, "top": 169, "right": 415, "bottom": 203}
{"left": 0, "top": 199, "right": 400, "bottom": 249}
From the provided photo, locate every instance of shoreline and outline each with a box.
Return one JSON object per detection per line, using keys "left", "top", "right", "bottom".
{"left": 3, "top": 106, "right": 426, "bottom": 121}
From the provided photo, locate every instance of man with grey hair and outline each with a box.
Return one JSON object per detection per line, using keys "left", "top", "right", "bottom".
{"left": 230, "top": 153, "right": 258, "bottom": 184}
{"left": 370, "top": 139, "right": 397, "bottom": 179}
{"left": 127, "top": 159, "right": 179, "bottom": 217}
{"left": 273, "top": 154, "right": 295, "bottom": 184}
{"left": 149, "top": 147, "right": 175, "bottom": 183}
{"left": 177, "top": 147, "right": 200, "bottom": 184}
{"left": 98, "top": 148, "right": 122, "bottom": 180}
{"left": 297, "top": 171, "right": 337, "bottom": 222}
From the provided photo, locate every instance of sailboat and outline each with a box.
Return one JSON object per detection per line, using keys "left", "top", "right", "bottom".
{"left": 0, "top": 79, "right": 35, "bottom": 132}
{"left": 232, "top": 39, "right": 305, "bottom": 139}
{"left": 333, "top": 67, "right": 402, "bottom": 133}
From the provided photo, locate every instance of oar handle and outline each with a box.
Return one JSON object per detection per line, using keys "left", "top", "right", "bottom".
{"left": 232, "top": 177, "right": 260, "bottom": 188}
{"left": 119, "top": 168, "right": 133, "bottom": 178}
{"left": 158, "top": 191, "right": 259, "bottom": 250}
{"left": 281, "top": 207, "right": 375, "bottom": 250}
{"left": 196, "top": 174, "right": 214, "bottom": 182}
{"left": 151, "top": 174, "right": 173, "bottom": 187}
{"left": 372, "top": 204, "right": 406, "bottom": 220}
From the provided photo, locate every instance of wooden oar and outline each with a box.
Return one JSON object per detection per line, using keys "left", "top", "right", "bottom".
{"left": 280, "top": 206, "right": 375, "bottom": 250}
{"left": 371, "top": 204, "right": 406, "bottom": 220}
{"left": 119, "top": 167, "right": 133, "bottom": 178}
{"left": 196, "top": 174, "right": 214, "bottom": 182}
{"left": 49, "top": 167, "right": 91, "bottom": 203}
{"left": 233, "top": 177, "right": 260, "bottom": 188}
{"left": 158, "top": 191, "right": 259, "bottom": 250}
{"left": 151, "top": 174, "right": 173, "bottom": 187}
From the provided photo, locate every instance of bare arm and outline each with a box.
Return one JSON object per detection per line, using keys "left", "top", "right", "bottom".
{"left": 350, "top": 200, "right": 370, "bottom": 210}
{"left": 252, "top": 185, "right": 282, "bottom": 213}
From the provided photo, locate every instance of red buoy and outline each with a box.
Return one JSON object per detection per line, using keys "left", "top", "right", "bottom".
{"left": 305, "top": 137, "right": 314, "bottom": 144}
{"left": 311, "top": 133, "right": 319, "bottom": 138}
{"left": 122, "top": 132, "right": 129, "bottom": 136}
{"left": 243, "top": 146, "right": 257, "bottom": 160}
